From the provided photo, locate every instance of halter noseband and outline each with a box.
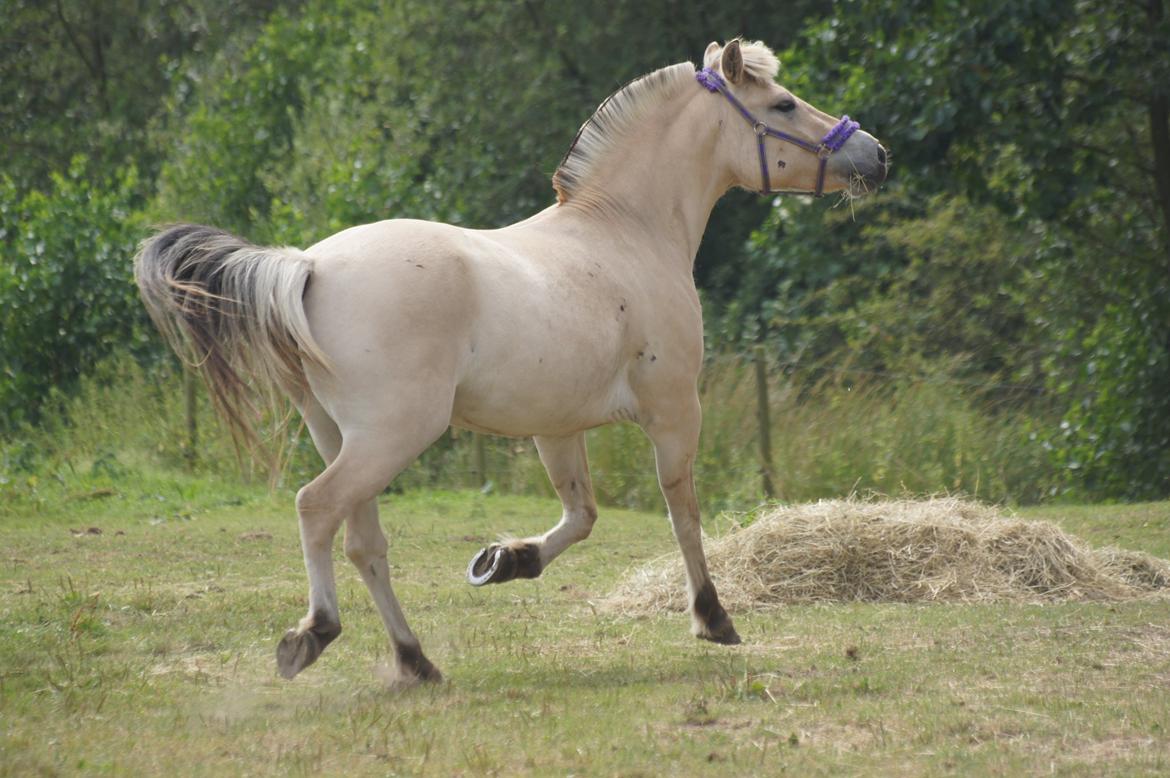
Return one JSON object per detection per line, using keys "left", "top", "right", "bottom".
{"left": 696, "top": 66, "right": 859, "bottom": 197}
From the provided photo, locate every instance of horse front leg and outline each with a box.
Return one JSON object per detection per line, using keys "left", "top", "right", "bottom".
{"left": 467, "top": 432, "right": 597, "bottom": 585}
{"left": 644, "top": 397, "right": 741, "bottom": 645}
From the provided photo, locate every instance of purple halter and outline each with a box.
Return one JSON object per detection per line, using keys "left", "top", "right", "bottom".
{"left": 696, "top": 66, "right": 859, "bottom": 197}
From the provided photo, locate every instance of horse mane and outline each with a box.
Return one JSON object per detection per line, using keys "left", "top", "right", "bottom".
{"left": 551, "top": 42, "right": 780, "bottom": 204}
{"left": 551, "top": 62, "right": 696, "bottom": 204}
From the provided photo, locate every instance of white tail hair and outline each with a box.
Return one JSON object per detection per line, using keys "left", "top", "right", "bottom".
{"left": 134, "top": 224, "right": 328, "bottom": 453}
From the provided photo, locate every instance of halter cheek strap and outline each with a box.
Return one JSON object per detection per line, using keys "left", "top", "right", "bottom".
{"left": 695, "top": 66, "right": 859, "bottom": 197}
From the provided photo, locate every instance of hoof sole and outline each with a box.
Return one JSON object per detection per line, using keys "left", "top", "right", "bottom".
{"left": 276, "top": 618, "right": 340, "bottom": 679}
{"left": 467, "top": 543, "right": 541, "bottom": 586}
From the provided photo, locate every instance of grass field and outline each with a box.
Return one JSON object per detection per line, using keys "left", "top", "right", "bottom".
{"left": 2, "top": 476, "right": 1168, "bottom": 776}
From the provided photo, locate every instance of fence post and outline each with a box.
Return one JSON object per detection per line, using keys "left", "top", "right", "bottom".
{"left": 473, "top": 433, "right": 488, "bottom": 488}
{"left": 753, "top": 345, "right": 776, "bottom": 499}
{"left": 184, "top": 369, "right": 198, "bottom": 470}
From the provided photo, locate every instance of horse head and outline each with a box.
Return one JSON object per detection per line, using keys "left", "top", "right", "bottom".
{"left": 700, "top": 39, "right": 888, "bottom": 198}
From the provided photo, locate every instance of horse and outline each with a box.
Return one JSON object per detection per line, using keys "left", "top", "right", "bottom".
{"left": 135, "top": 39, "right": 887, "bottom": 684}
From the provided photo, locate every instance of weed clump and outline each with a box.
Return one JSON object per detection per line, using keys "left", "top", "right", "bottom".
{"left": 601, "top": 497, "right": 1170, "bottom": 614}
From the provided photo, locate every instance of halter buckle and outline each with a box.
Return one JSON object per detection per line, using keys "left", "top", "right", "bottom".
{"left": 816, "top": 144, "right": 832, "bottom": 160}
{"left": 753, "top": 121, "right": 768, "bottom": 137}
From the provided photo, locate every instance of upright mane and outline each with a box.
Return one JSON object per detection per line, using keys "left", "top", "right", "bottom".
{"left": 735, "top": 39, "right": 780, "bottom": 83}
{"left": 552, "top": 62, "right": 697, "bottom": 204}
{"left": 551, "top": 41, "right": 781, "bottom": 204}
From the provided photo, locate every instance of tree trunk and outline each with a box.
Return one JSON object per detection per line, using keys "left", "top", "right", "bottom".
{"left": 1149, "top": 0, "right": 1170, "bottom": 266}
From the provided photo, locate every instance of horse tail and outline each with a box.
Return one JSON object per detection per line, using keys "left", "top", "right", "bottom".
{"left": 134, "top": 223, "right": 329, "bottom": 452}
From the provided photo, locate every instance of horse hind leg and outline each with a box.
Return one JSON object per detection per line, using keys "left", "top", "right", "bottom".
{"left": 275, "top": 399, "right": 343, "bottom": 679}
{"left": 468, "top": 433, "right": 597, "bottom": 586}
{"left": 344, "top": 498, "right": 441, "bottom": 683}
{"left": 277, "top": 398, "right": 448, "bottom": 681}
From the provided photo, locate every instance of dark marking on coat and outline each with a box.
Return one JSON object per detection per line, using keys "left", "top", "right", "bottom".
{"left": 507, "top": 542, "right": 543, "bottom": 580}
{"left": 693, "top": 581, "right": 741, "bottom": 645}
{"left": 396, "top": 641, "right": 442, "bottom": 681}
{"left": 650, "top": 354, "right": 657, "bottom": 362}
{"left": 310, "top": 609, "right": 342, "bottom": 643}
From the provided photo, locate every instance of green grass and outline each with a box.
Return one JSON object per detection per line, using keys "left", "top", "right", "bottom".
{"left": 2, "top": 480, "right": 1169, "bottom": 776}
{"left": 2, "top": 353, "right": 1056, "bottom": 521}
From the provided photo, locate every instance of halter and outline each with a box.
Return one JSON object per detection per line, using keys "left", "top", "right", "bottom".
{"left": 695, "top": 66, "right": 859, "bottom": 197}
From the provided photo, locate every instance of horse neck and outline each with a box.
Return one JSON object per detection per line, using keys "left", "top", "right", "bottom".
{"left": 560, "top": 89, "right": 730, "bottom": 269}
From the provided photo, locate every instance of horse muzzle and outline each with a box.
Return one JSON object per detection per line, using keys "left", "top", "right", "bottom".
{"left": 834, "top": 131, "right": 888, "bottom": 195}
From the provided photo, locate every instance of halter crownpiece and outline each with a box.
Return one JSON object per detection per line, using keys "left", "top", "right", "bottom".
{"left": 695, "top": 66, "right": 860, "bottom": 196}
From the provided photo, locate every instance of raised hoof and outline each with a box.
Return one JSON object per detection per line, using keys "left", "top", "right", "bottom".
{"left": 276, "top": 619, "right": 340, "bottom": 679}
{"left": 466, "top": 543, "right": 541, "bottom": 586}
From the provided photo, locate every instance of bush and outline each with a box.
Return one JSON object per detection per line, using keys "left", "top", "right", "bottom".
{"left": 0, "top": 159, "right": 148, "bottom": 430}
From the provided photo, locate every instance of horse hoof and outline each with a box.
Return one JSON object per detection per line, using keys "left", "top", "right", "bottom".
{"left": 396, "top": 642, "right": 444, "bottom": 684}
{"left": 467, "top": 543, "right": 542, "bottom": 586}
{"left": 696, "top": 620, "right": 742, "bottom": 646}
{"left": 275, "top": 616, "right": 341, "bottom": 679}
{"left": 467, "top": 545, "right": 515, "bottom": 586}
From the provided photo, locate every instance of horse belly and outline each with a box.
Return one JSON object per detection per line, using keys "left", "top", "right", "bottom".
{"left": 451, "top": 321, "right": 634, "bottom": 437}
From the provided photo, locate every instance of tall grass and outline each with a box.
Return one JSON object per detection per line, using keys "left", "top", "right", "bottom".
{"left": 1, "top": 353, "right": 1056, "bottom": 514}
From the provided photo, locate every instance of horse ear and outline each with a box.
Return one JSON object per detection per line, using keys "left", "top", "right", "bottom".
{"left": 703, "top": 41, "right": 721, "bottom": 67}
{"left": 721, "top": 39, "right": 745, "bottom": 84}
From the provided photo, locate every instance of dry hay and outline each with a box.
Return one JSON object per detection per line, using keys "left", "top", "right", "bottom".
{"left": 600, "top": 497, "right": 1170, "bottom": 616}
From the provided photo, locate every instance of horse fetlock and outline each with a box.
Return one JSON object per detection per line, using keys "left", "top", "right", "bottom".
{"left": 693, "top": 614, "right": 742, "bottom": 645}
{"left": 691, "top": 581, "right": 742, "bottom": 645}
{"left": 466, "top": 542, "right": 542, "bottom": 586}
{"left": 276, "top": 612, "right": 341, "bottom": 679}
{"left": 395, "top": 642, "right": 443, "bottom": 683}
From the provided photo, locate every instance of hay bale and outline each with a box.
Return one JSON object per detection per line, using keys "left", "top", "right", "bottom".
{"left": 600, "top": 497, "right": 1170, "bottom": 616}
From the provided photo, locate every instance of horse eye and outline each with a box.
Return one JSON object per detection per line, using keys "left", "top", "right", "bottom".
{"left": 773, "top": 99, "right": 796, "bottom": 113}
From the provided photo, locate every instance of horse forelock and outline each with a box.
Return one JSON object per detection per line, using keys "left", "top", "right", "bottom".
{"left": 703, "top": 39, "right": 781, "bottom": 84}
{"left": 552, "top": 62, "right": 697, "bottom": 204}
{"left": 738, "top": 40, "right": 781, "bottom": 83}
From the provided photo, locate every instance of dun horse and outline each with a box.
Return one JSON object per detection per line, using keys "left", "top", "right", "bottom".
{"left": 136, "top": 40, "right": 887, "bottom": 683}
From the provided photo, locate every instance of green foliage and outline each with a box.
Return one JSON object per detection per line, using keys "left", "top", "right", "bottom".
{"left": 749, "top": 0, "right": 1170, "bottom": 498}
{"left": 1048, "top": 302, "right": 1170, "bottom": 500}
{"left": 2, "top": 0, "right": 1168, "bottom": 501}
{"left": 0, "top": 159, "right": 148, "bottom": 429}
{"left": 0, "top": 0, "right": 296, "bottom": 193}
{"left": 3, "top": 352, "right": 1051, "bottom": 513}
